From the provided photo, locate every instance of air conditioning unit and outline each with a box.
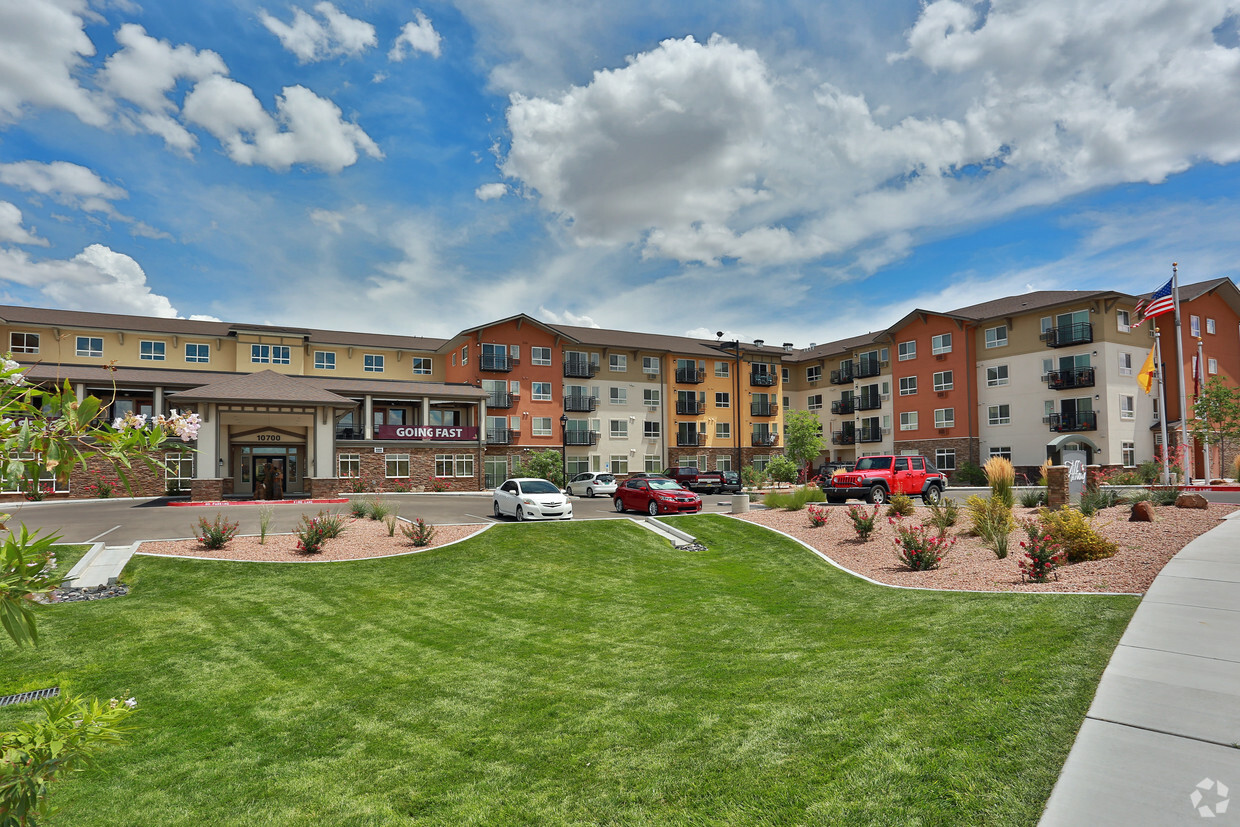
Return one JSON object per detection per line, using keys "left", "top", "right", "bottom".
{"left": 880, "top": 360, "right": 890, "bottom": 368}
{"left": 882, "top": 427, "right": 892, "bottom": 435}
{"left": 1041, "top": 416, "right": 1052, "bottom": 424}
{"left": 881, "top": 393, "right": 891, "bottom": 401}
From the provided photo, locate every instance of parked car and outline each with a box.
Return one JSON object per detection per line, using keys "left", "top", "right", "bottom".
{"left": 718, "top": 471, "right": 743, "bottom": 494}
{"left": 627, "top": 472, "right": 669, "bottom": 480}
{"left": 493, "top": 478, "right": 573, "bottom": 521}
{"left": 822, "top": 455, "right": 947, "bottom": 505}
{"left": 661, "top": 466, "right": 726, "bottom": 493}
{"left": 566, "top": 472, "right": 617, "bottom": 498}
{"left": 614, "top": 478, "right": 702, "bottom": 515}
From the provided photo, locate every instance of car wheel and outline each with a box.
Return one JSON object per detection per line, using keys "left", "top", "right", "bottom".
{"left": 614, "top": 498, "right": 625, "bottom": 513}
{"left": 586, "top": 487, "right": 594, "bottom": 498}
{"left": 923, "top": 485, "right": 943, "bottom": 506}
{"left": 867, "top": 485, "right": 888, "bottom": 505}
{"left": 493, "top": 500, "right": 503, "bottom": 519}
{"left": 647, "top": 500, "right": 660, "bottom": 516}
{"left": 516, "top": 507, "right": 526, "bottom": 522}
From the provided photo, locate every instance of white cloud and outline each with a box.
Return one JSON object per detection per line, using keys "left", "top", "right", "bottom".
{"left": 0, "top": 160, "right": 127, "bottom": 214}
{"left": 309, "top": 208, "right": 346, "bottom": 232}
{"left": 537, "top": 307, "right": 599, "bottom": 328}
{"left": 0, "top": 0, "right": 107, "bottom": 126}
{"left": 0, "top": 201, "right": 47, "bottom": 246}
{"left": 390, "top": 11, "right": 442, "bottom": 60}
{"left": 0, "top": 243, "right": 184, "bottom": 317}
{"left": 182, "top": 76, "right": 382, "bottom": 172}
{"left": 259, "top": 2, "right": 377, "bottom": 63}
{"left": 474, "top": 182, "right": 508, "bottom": 201}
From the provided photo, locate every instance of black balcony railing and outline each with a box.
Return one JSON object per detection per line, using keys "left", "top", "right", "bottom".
{"left": 830, "top": 364, "right": 855, "bottom": 384}
{"left": 1041, "top": 323, "right": 1094, "bottom": 348}
{"left": 831, "top": 399, "right": 855, "bottom": 415}
{"left": 335, "top": 426, "right": 365, "bottom": 440}
{"left": 751, "top": 433, "right": 779, "bottom": 447}
{"left": 750, "top": 402, "right": 778, "bottom": 417}
{"left": 675, "top": 367, "right": 705, "bottom": 384}
{"left": 563, "top": 394, "right": 597, "bottom": 412}
{"left": 486, "top": 428, "right": 518, "bottom": 445}
{"left": 487, "top": 392, "right": 513, "bottom": 409}
{"left": 750, "top": 371, "right": 777, "bottom": 387}
{"left": 676, "top": 399, "right": 705, "bottom": 415}
{"left": 1047, "top": 367, "right": 1096, "bottom": 390}
{"left": 858, "top": 427, "right": 883, "bottom": 443}
{"left": 1048, "top": 412, "right": 1098, "bottom": 432}
{"left": 855, "top": 357, "right": 881, "bottom": 378}
{"left": 565, "top": 430, "right": 599, "bottom": 446}
{"left": 564, "top": 359, "right": 599, "bottom": 378}
{"left": 831, "top": 430, "right": 856, "bottom": 445}
{"left": 480, "top": 354, "right": 516, "bottom": 372}
{"left": 856, "top": 393, "right": 882, "bottom": 411}
{"left": 677, "top": 432, "right": 706, "bottom": 447}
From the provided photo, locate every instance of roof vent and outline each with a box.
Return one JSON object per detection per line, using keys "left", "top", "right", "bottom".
{"left": 808, "top": 343, "right": 817, "bottom": 348}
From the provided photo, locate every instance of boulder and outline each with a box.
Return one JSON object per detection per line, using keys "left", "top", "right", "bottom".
{"left": 1175, "top": 492, "right": 1209, "bottom": 510}
{"left": 1129, "top": 501, "right": 1157, "bottom": 522}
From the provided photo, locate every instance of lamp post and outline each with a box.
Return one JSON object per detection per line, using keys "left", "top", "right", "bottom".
{"left": 559, "top": 413, "right": 568, "bottom": 491}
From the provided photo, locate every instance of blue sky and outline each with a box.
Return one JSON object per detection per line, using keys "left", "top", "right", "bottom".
{"left": 2, "top": 0, "right": 1239, "bottom": 347}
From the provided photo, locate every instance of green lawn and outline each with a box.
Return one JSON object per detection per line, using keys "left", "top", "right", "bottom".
{"left": 1, "top": 517, "right": 1137, "bottom": 826}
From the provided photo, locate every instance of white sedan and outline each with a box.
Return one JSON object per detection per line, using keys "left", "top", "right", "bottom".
{"left": 493, "top": 477, "right": 573, "bottom": 521}
{"left": 566, "top": 472, "right": 617, "bottom": 498}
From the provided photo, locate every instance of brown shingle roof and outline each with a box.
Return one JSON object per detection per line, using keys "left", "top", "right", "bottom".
{"left": 945, "top": 290, "right": 1127, "bottom": 320}
{"left": 168, "top": 370, "right": 356, "bottom": 405}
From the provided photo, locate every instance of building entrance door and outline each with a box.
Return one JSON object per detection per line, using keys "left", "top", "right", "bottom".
{"left": 238, "top": 446, "right": 302, "bottom": 497}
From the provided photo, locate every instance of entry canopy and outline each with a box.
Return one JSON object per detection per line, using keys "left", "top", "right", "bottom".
{"left": 1046, "top": 433, "right": 1101, "bottom": 452}
{"left": 168, "top": 370, "right": 354, "bottom": 406}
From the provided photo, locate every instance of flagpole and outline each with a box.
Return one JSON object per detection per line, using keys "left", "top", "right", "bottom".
{"left": 1155, "top": 329, "right": 1171, "bottom": 485}
{"left": 1197, "top": 336, "right": 1210, "bottom": 479}
{"left": 1171, "top": 262, "right": 1193, "bottom": 481}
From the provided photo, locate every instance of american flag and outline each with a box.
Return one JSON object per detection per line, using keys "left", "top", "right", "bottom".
{"left": 1131, "top": 278, "right": 1174, "bottom": 328}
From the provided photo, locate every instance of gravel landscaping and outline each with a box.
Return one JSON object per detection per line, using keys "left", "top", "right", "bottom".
{"left": 737, "top": 502, "right": 1238, "bottom": 593}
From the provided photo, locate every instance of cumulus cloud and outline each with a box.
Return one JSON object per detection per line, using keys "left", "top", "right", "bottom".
{"left": 182, "top": 76, "right": 382, "bottom": 172}
{"left": 0, "top": 160, "right": 127, "bottom": 214}
{"left": 474, "top": 182, "right": 508, "bottom": 201}
{"left": 537, "top": 307, "right": 599, "bottom": 328}
{"left": 0, "top": 243, "right": 183, "bottom": 317}
{"left": 259, "top": 2, "right": 377, "bottom": 63}
{"left": 0, "top": 0, "right": 107, "bottom": 126}
{"left": 390, "top": 11, "right": 442, "bottom": 60}
{"left": 0, "top": 202, "right": 46, "bottom": 246}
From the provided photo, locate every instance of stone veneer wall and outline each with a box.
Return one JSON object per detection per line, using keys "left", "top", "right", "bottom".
{"left": 335, "top": 446, "right": 483, "bottom": 492}
{"left": 1047, "top": 465, "right": 1069, "bottom": 509}
{"left": 0, "top": 451, "right": 175, "bottom": 503}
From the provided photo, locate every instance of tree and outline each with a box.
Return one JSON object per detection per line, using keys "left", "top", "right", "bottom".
{"left": 1191, "top": 377, "right": 1240, "bottom": 477}
{"left": 511, "top": 449, "right": 566, "bottom": 488}
{"left": 782, "top": 409, "right": 826, "bottom": 472}
{"left": 765, "top": 455, "right": 798, "bottom": 484}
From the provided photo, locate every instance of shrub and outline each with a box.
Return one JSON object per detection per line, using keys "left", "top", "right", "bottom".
{"left": 258, "top": 505, "right": 274, "bottom": 545}
{"left": 891, "top": 519, "right": 956, "bottom": 570}
{"left": 1019, "top": 489, "right": 1047, "bottom": 508}
{"left": 1122, "top": 489, "right": 1152, "bottom": 505}
{"left": 400, "top": 517, "right": 436, "bottom": 547}
{"left": 1079, "top": 487, "right": 1120, "bottom": 516}
{"left": 294, "top": 514, "right": 331, "bottom": 554}
{"left": 1037, "top": 507, "right": 1118, "bottom": 562}
{"left": 509, "top": 448, "right": 565, "bottom": 487}
{"left": 951, "top": 460, "right": 987, "bottom": 486}
{"left": 87, "top": 473, "right": 116, "bottom": 499}
{"left": 924, "top": 498, "right": 959, "bottom": 535}
{"left": 194, "top": 514, "right": 239, "bottom": 550}
{"left": 966, "top": 495, "right": 1015, "bottom": 558}
{"left": 314, "top": 510, "right": 348, "bottom": 539}
{"left": 367, "top": 497, "right": 391, "bottom": 521}
{"left": 385, "top": 513, "right": 399, "bottom": 537}
{"left": 846, "top": 505, "right": 879, "bottom": 542}
{"left": 1036, "top": 459, "right": 1052, "bottom": 487}
{"left": 741, "top": 465, "right": 767, "bottom": 490}
{"left": 983, "top": 456, "right": 1016, "bottom": 508}
{"left": 766, "top": 455, "right": 799, "bottom": 484}
{"left": 344, "top": 475, "right": 368, "bottom": 493}
{"left": 1018, "top": 520, "right": 1065, "bottom": 582}
{"left": 885, "top": 493, "right": 915, "bottom": 518}
{"left": 807, "top": 506, "right": 829, "bottom": 528}
{"left": 349, "top": 497, "right": 370, "bottom": 518}
{"left": 1151, "top": 486, "right": 1180, "bottom": 506}
{"left": 764, "top": 487, "right": 826, "bottom": 511}
{"left": 428, "top": 477, "right": 448, "bottom": 493}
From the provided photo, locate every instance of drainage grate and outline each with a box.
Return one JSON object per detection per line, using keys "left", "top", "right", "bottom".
{"left": 0, "top": 687, "right": 60, "bottom": 707}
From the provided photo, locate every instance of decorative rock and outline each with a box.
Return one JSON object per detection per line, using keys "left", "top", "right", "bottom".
{"left": 1129, "top": 501, "right": 1157, "bottom": 522}
{"left": 1174, "top": 492, "right": 1209, "bottom": 510}
{"left": 52, "top": 584, "right": 130, "bottom": 602}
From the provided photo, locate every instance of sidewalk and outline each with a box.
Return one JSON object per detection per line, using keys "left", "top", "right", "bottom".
{"left": 1040, "top": 512, "right": 1240, "bottom": 825}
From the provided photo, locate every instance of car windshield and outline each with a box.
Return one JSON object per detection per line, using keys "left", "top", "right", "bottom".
{"left": 855, "top": 457, "right": 892, "bottom": 471}
{"left": 596, "top": 474, "right": 615, "bottom": 483}
{"left": 520, "top": 480, "right": 561, "bottom": 494}
{"left": 648, "top": 480, "right": 684, "bottom": 491}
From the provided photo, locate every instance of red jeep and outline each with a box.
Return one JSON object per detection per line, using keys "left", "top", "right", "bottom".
{"left": 823, "top": 455, "right": 947, "bottom": 505}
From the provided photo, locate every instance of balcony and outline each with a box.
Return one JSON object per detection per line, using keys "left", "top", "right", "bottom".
{"left": 1047, "top": 367, "right": 1096, "bottom": 390}
{"left": 486, "top": 392, "right": 513, "bottom": 409}
{"left": 565, "top": 430, "right": 600, "bottom": 446}
{"left": 480, "top": 353, "right": 516, "bottom": 372}
{"left": 855, "top": 357, "right": 882, "bottom": 378}
{"left": 1048, "top": 412, "right": 1098, "bottom": 432}
{"left": 750, "top": 370, "right": 777, "bottom": 387}
{"left": 830, "top": 364, "right": 855, "bottom": 384}
{"left": 675, "top": 367, "right": 705, "bottom": 384}
{"left": 855, "top": 394, "right": 882, "bottom": 411}
{"left": 486, "top": 428, "right": 518, "bottom": 445}
{"left": 831, "top": 399, "right": 855, "bottom": 415}
{"left": 751, "top": 433, "right": 779, "bottom": 447}
{"left": 677, "top": 432, "right": 706, "bottom": 447}
{"left": 563, "top": 394, "right": 597, "bottom": 412}
{"left": 676, "top": 399, "right": 705, "bottom": 415}
{"left": 858, "top": 427, "right": 883, "bottom": 443}
{"left": 750, "top": 402, "right": 779, "bottom": 417}
{"left": 831, "top": 430, "right": 856, "bottom": 445}
{"left": 335, "top": 426, "right": 365, "bottom": 440}
{"left": 1041, "top": 322, "right": 1093, "bottom": 348}
{"left": 564, "top": 358, "right": 599, "bottom": 378}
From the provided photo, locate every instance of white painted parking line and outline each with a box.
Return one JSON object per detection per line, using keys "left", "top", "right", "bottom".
{"left": 464, "top": 514, "right": 502, "bottom": 522}
{"left": 87, "top": 525, "right": 122, "bottom": 542}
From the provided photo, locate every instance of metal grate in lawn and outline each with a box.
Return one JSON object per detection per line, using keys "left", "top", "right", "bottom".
{"left": 0, "top": 687, "right": 60, "bottom": 707}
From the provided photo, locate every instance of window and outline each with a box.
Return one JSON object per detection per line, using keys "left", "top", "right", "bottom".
{"left": 642, "top": 356, "right": 659, "bottom": 375}
{"left": 611, "top": 455, "right": 629, "bottom": 475}
{"left": 364, "top": 354, "right": 384, "bottom": 372}
{"left": 412, "top": 357, "right": 432, "bottom": 375}
{"left": 753, "top": 455, "right": 770, "bottom": 472}
{"left": 988, "top": 404, "right": 1011, "bottom": 425}
{"left": 900, "top": 411, "right": 918, "bottom": 431}
{"left": 183, "top": 343, "right": 209, "bottom": 364}
{"left": 935, "top": 448, "right": 956, "bottom": 471}
{"left": 1118, "top": 352, "right": 1132, "bottom": 376}
{"left": 76, "top": 336, "right": 103, "bottom": 357}
{"left": 715, "top": 392, "right": 730, "bottom": 408}
{"left": 986, "top": 365, "right": 1009, "bottom": 387}
{"left": 461, "top": 345, "right": 468, "bottom": 366}
{"left": 643, "top": 421, "right": 660, "bottom": 438}
{"left": 1, "top": 453, "right": 69, "bottom": 494}
{"left": 532, "top": 417, "right": 552, "bottom": 436}
{"left": 715, "top": 361, "right": 730, "bottom": 378}
{"left": 781, "top": 367, "right": 790, "bottom": 383}
{"left": 934, "top": 408, "right": 954, "bottom": 428}
{"left": 1208, "top": 358, "right": 1218, "bottom": 375}
{"left": 435, "top": 454, "right": 475, "bottom": 477}
{"left": 9, "top": 332, "right": 38, "bottom": 353}
{"left": 806, "top": 365, "right": 822, "bottom": 382}
{"left": 985, "top": 325, "right": 1008, "bottom": 349}
{"left": 931, "top": 333, "right": 952, "bottom": 354}
{"left": 899, "top": 377, "right": 917, "bottom": 396}
{"left": 1117, "top": 310, "right": 1131, "bottom": 332}
{"left": 898, "top": 341, "right": 916, "bottom": 361}
{"left": 140, "top": 340, "right": 166, "bottom": 361}
{"left": 385, "top": 454, "right": 411, "bottom": 478}
{"left": 531, "top": 347, "right": 552, "bottom": 366}
{"left": 645, "top": 455, "right": 661, "bottom": 472}
{"left": 643, "top": 388, "right": 660, "bottom": 408}
{"left": 609, "top": 387, "right": 627, "bottom": 405}
{"left": 314, "top": 351, "right": 335, "bottom": 370}
{"left": 1122, "top": 441, "right": 1136, "bottom": 467}
{"left": 338, "top": 454, "right": 360, "bottom": 478}
{"left": 250, "top": 344, "right": 289, "bottom": 364}
{"left": 1119, "top": 395, "right": 1134, "bottom": 420}
{"left": 933, "top": 371, "right": 953, "bottom": 391}
{"left": 1207, "top": 318, "right": 1216, "bottom": 335}
{"left": 1190, "top": 315, "right": 1200, "bottom": 337}
{"left": 715, "top": 423, "right": 731, "bottom": 439}
{"left": 610, "top": 420, "right": 628, "bottom": 438}
{"left": 807, "top": 394, "right": 823, "bottom": 410}
{"left": 989, "top": 446, "right": 1012, "bottom": 460}
{"left": 164, "top": 452, "right": 195, "bottom": 491}
{"left": 532, "top": 382, "right": 552, "bottom": 401}
{"left": 609, "top": 354, "right": 627, "bottom": 372}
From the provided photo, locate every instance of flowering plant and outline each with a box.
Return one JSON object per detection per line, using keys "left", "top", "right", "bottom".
{"left": 21, "top": 482, "right": 55, "bottom": 502}
{"left": 195, "top": 513, "right": 239, "bottom": 549}
{"left": 891, "top": 519, "right": 956, "bottom": 570}
{"left": 85, "top": 473, "right": 117, "bottom": 499}
{"left": 806, "top": 506, "right": 829, "bottom": 528}
{"left": 295, "top": 514, "right": 331, "bottom": 553}
{"left": 111, "top": 408, "right": 201, "bottom": 443}
{"left": 428, "top": 476, "right": 448, "bottom": 493}
{"left": 846, "top": 504, "right": 880, "bottom": 541}
{"left": 1018, "top": 531, "right": 1065, "bottom": 583}
{"left": 400, "top": 517, "right": 435, "bottom": 547}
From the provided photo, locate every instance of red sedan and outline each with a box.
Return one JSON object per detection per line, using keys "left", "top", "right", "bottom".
{"left": 614, "top": 478, "right": 702, "bottom": 516}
